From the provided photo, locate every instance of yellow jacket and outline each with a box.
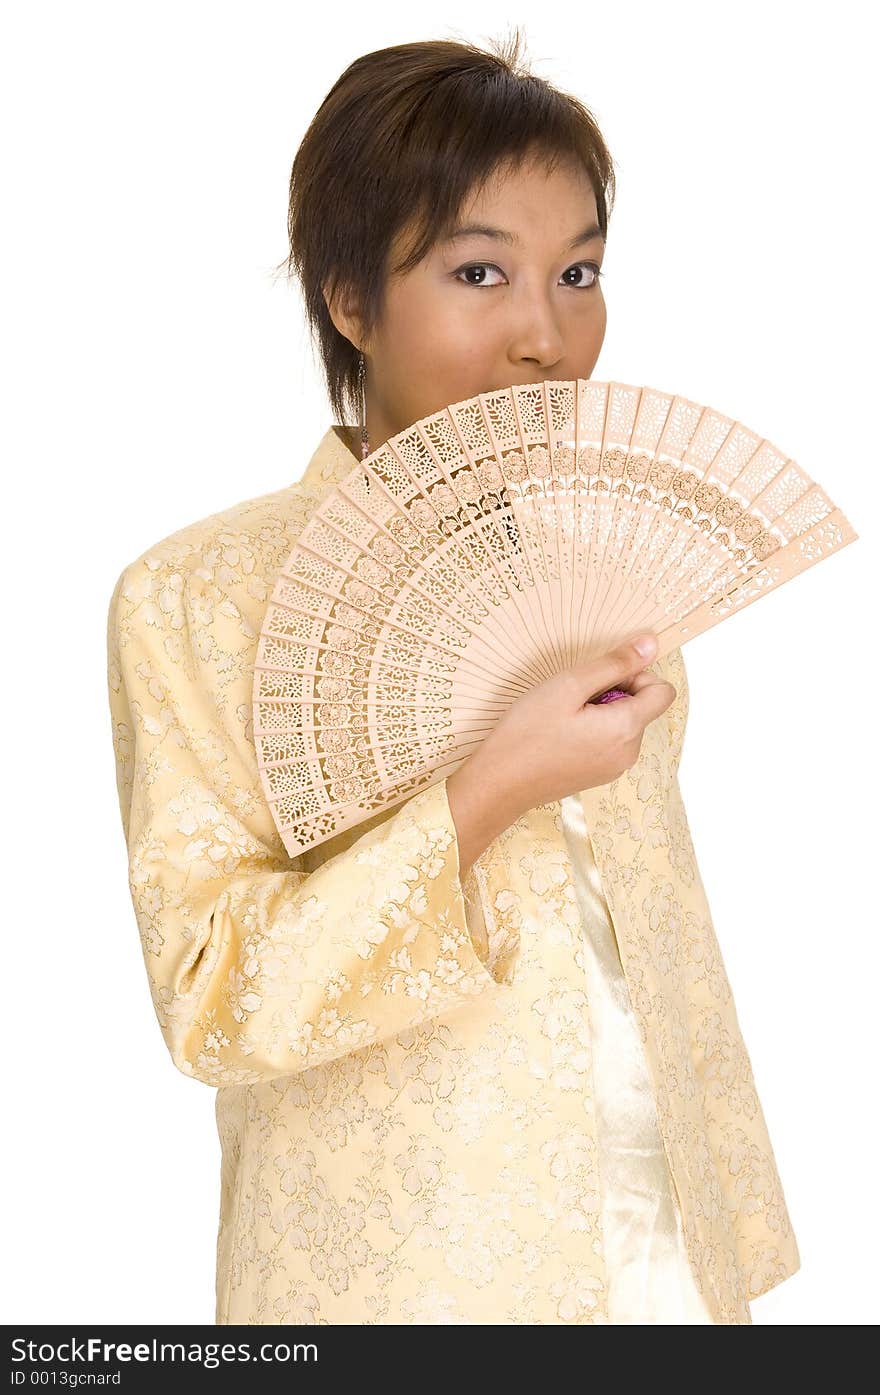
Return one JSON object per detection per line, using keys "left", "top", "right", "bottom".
{"left": 106, "top": 424, "right": 800, "bottom": 1325}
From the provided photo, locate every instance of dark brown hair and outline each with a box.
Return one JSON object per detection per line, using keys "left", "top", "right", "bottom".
{"left": 275, "top": 27, "right": 617, "bottom": 426}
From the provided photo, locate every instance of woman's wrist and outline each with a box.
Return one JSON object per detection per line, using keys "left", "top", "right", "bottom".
{"left": 447, "top": 742, "right": 523, "bottom": 878}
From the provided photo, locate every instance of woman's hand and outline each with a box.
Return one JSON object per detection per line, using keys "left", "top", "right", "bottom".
{"left": 447, "top": 633, "right": 675, "bottom": 874}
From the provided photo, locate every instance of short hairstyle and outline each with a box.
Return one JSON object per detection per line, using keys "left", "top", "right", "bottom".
{"left": 275, "top": 27, "right": 617, "bottom": 426}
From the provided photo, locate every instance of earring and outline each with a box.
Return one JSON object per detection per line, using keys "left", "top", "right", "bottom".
{"left": 358, "top": 350, "right": 370, "bottom": 459}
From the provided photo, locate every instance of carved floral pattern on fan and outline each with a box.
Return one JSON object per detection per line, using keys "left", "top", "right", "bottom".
{"left": 252, "top": 378, "right": 857, "bottom": 859}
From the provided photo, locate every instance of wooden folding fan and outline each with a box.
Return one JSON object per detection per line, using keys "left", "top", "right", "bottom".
{"left": 251, "top": 378, "right": 858, "bottom": 856}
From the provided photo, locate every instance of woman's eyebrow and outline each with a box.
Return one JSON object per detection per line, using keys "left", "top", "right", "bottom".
{"left": 442, "top": 221, "right": 605, "bottom": 249}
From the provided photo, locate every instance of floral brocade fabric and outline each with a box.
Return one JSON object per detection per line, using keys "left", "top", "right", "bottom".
{"left": 105, "top": 425, "right": 800, "bottom": 1325}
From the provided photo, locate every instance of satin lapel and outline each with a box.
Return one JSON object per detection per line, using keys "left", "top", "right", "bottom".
{"left": 572, "top": 648, "right": 745, "bottom": 1322}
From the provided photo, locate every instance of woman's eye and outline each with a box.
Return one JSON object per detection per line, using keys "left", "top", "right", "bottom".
{"left": 454, "top": 261, "right": 604, "bottom": 289}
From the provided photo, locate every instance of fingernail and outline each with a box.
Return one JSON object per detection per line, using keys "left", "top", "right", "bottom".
{"left": 634, "top": 634, "right": 657, "bottom": 658}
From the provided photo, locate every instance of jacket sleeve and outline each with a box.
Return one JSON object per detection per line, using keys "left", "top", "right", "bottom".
{"left": 106, "top": 562, "right": 517, "bottom": 1089}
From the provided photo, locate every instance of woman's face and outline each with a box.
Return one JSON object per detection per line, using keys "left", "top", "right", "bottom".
{"left": 329, "top": 153, "right": 607, "bottom": 453}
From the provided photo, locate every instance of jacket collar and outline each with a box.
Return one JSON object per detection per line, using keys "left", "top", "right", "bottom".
{"left": 300, "top": 425, "right": 361, "bottom": 489}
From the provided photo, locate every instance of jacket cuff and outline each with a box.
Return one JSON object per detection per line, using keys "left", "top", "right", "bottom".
{"left": 443, "top": 781, "right": 520, "bottom": 986}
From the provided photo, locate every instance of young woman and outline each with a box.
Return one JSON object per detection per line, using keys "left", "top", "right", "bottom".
{"left": 106, "top": 32, "right": 800, "bottom": 1325}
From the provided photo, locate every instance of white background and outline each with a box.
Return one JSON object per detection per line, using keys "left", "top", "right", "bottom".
{"left": 4, "top": 0, "right": 877, "bottom": 1326}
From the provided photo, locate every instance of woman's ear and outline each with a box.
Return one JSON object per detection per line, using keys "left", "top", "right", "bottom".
{"left": 322, "top": 277, "right": 364, "bottom": 351}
